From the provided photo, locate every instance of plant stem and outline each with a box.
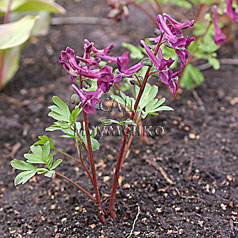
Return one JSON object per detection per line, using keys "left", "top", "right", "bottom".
{"left": 127, "top": 0, "right": 156, "bottom": 23}
{"left": 54, "top": 148, "right": 82, "bottom": 165}
{"left": 75, "top": 129, "right": 89, "bottom": 157}
{"left": 83, "top": 111, "right": 106, "bottom": 223}
{"left": 0, "top": 0, "right": 13, "bottom": 90}
{"left": 177, "top": 21, "right": 212, "bottom": 91}
{"left": 109, "top": 41, "right": 162, "bottom": 219}
{"left": 153, "top": 0, "right": 162, "bottom": 15}
{"left": 75, "top": 141, "right": 94, "bottom": 185}
{"left": 55, "top": 172, "right": 95, "bottom": 201}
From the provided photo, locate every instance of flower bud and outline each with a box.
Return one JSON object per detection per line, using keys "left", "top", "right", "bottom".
{"left": 154, "top": 28, "right": 161, "bottom": 36}
{"left": 71, "top": 93, "right": 80, "bottom": 105}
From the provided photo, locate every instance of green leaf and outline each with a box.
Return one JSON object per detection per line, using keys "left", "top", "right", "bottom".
{"left": 174, "top": 0, "right": 192, "bottom": 9}
{"left": 48, "top": 96, "right": 71, "bottom": 122}
{"left": 193, "top": 22, "right": 206, "bottom": 36}
{"left": 101, "top": 119, "right": 120, "bottom": 125}
{"left": 11, "top": 160, "right": 36, "bottom": 171}
{"left": 122, "top": 119, "right": 136, "bottom": 126}
{"left": 46, "top": 153, "right": 53, "bottom": 169}
{"left": 208, "top": 57, "right": 220, "bottom": 70}
{"left": 180, "top": 65, "right": 194, "bottom": 90}
{"left": 36, "top": 168, "right": 49, "bottom": 173}
{"left": 46, "top": 121, "right": 70, "bottom": 132}
{"left": 51, "top": 159, "right": 62, "bottom": 170}
{"left": 71, "top": 108, "right": 80, "bottom": 124}
{"left": 44, "top": 170, "right": 55, "bottom": 177}
{"left": 91, "top": 138, "right": 100, "bottom": 152}
{"left": 189, "top": 65, "right": 204, "bottom": 85}
{"left": 42, "top": 142, "right": 50, "bottom": 163}
{"left": 83, "top": 136, "right": 100, "bottom": 152}
{"left": 84, "top": 79, "right": 98, "bottom": 92}
{"left": 14, "top": 171, "right": 36, "bottom": 185}
{"left": 0, "top": 16, "right": 38, "bottom": 50}
{"left": 30, "top": 11, "right": 51, "bottom": 36}
{"left": 180, "top": 64, "right": 204, "bottom": 90}
{"left": 0, "top": 0, "right": 66, "bottom": 15}
{"left": 156, "top": 106, "right": 174, "bottom": 111}
{"left": 34, "top": 136, "right": 55, "bottom": 149}
{"left": 142, "top": 97, "right": 173, "bottom": 119}
{"left": 24, "top": 145, "right": 43, "bottom": 164}
{"left": 137, "top": 84, "right": 158, "bottom": 110}
{"left": 122, "top": 43, "right": 144, "bottom": 60}
{"left": 24, "top": 143, "right": 52, "bottom": 164}
{"left": 0, "top": 46, "right": 22, "bottom": 87}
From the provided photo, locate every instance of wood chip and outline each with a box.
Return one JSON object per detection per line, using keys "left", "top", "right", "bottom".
{"left": 123, "top": 183, "right": 131, "bottom": 189}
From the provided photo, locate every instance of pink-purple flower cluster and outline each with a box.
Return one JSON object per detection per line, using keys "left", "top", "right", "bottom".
{"left": 107, "top": 0, "right": 129, "bottom": 21}
{"left": 142, "top": 13, "right": 195, "bottom": 96}
{"left": 224, "top": 0, "right": 238, "bottom": 23}
{"left": 150, "top": 13, "right": 195, "bottom": 64}
{"left": 59, "top": 40, "right": 142, "bottom": 114}
{"left": 213, "top": 1, "right": 238, "bottom": 46}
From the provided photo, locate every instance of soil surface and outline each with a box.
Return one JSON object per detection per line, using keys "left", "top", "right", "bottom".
{"left": 0, "top": 0, "right": 238, "bottom": 237}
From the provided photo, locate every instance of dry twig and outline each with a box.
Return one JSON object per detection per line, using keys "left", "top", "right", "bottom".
{"left": 127, "top": 206, "right": 141, "bottom": 238}
{"left": 51, "top": 17, "right": 112, "bottom": 26}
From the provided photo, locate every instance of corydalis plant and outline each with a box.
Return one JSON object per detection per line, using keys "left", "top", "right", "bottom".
{"left": 11, "top": 14, "right": 194, "bottom": 223}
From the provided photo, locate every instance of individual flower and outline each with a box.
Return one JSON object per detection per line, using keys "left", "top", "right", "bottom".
{"left": 163, "top": 13, "right": 194, "bottom": 29}
{"left": 100, "top": 51, "right": 143, "bottom": 77}
{"left": 72, "top": 85, "right": 102, "bottom": 114}
{"left": 224, "top": 0, "right": 238, "bottom": 23}
{"left": 59, "top": 47, "right": 81, "bottom": 82}
{"left": 141, "top": 40, "right": 174, "bottom": 71}
{"left": 213, "top": 5, "right": 226, "bottom": 45}
{"left": 76, "top": 56, "right": 101, "bottom": 70}
{"left": 84, "top": 39, "right": 114, "bottom": 57}
{"left": 159, "top": 64, "right": 184, "bottom": 97}
{"left": 155, "top": 15, "right": 178, "bottom": 44}
{"left": 141, "top": 40, "right": 181, "bottom": 96}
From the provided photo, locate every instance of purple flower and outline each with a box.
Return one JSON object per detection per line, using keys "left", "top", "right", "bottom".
{"left": 107, "top": 0, "right": 129, "bottom": 20}
{"left": 84, "top": 39, "right": 114, "bottom": 56}
{"left": 159, "top": 64, "right": 184, "bottom": 96}
{"left": 141, "top": 40, "right": 182, "bottom": 96}
{"left": 72, "top": 85, "right": 102, "bottom": 114}
{"left": 152, "top": 14, "right": 195, "bottom": 63}
{"left": 59, "top": 47, "right": 81, "bottom": 82}
{"left": 141, "top": 40, "right": 174, "bottom": 71}
{"left": 163, "top": 13, "right": 194, "bottom": 29}
{"left": 60, "top": 47, "right": 80, "bottom": 69}
{"left": 100, "top": 51, "right": 143, "bottom": 77}
{"left": 98, "top": 66, "right": 115, "bottom": 86}
{"left": 224, "top": 0, "right": 238, "bottom": 23}
{"left": 213, "top": 5, "right": 226, "bottom": 45}
{"left": 76, "top": 56, "right": 101, "bottom": 70}
{"left": 155, "top": 15, "right": 178, "bottom": 44}
{"left": 117, "top": 60, "right": 143, "bottom": 76}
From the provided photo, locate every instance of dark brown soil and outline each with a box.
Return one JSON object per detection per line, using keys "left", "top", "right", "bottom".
{"left": 0, "top": 1, "right": 238, "bottom": 237}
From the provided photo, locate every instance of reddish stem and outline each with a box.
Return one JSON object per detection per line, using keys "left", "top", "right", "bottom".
{"left": 134, "top": 74, "right": 142, "bottom": 87}
{"left": 127, "top": 0, "right": 156, "bottom": 23}
{"left": 83, "top": 112, "right": 106, "bottom": 223}
{"left": 109, "top": 40, "right": 162, "bottom": 219}
{"left": 75, "top": 141, "right": 94, "bottom": 184}
{"left": 55, "top": 172, "right": 95, "bottom": 201}
{"left": 153, "top": 0, "right": 162, "bottom": 15}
